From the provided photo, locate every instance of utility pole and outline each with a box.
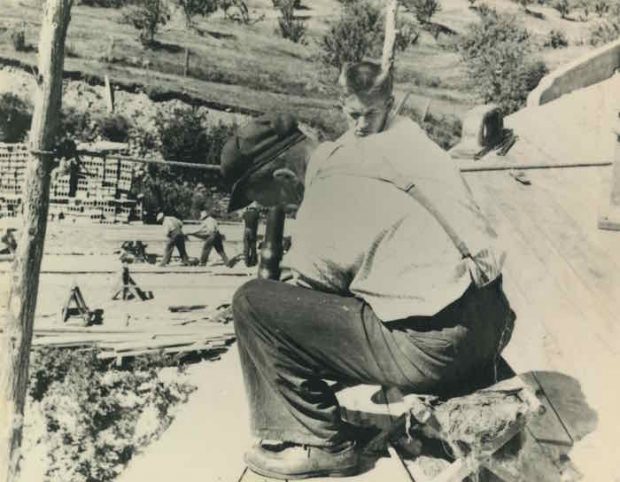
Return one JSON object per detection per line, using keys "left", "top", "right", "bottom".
{"left": 0, "top": 0, "right": 73, "bottom": 480}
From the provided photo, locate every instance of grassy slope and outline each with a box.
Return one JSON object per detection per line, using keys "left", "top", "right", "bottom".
{"left": 0, "top": 0, "right": 601, "bottom": 138}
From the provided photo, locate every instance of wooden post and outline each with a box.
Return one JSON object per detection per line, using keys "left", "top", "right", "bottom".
{"left": 184, "top": 47, "right": 190, "bottom": 77}
{"left": 381, "top": 0, "right": 399, "bottom": 77}
{"left": 104, "top": 74, "right": 114, "bottom": 113}
{"left": 0, "top": 0, "right": 73, "bottom": 480}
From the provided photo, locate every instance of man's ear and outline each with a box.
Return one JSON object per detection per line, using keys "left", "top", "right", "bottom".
{"left": 273, "top": 167, "right": 298, "bottom": 184}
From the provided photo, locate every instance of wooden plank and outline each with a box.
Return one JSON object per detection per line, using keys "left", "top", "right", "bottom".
{"left": 531, "top": 371, "right": 598, "bottom": 444}
{"left": 469, "top": 173, "right": 618, "bottom": 356}
{"left": 519, "top": 373, "right": 573, "bottom": 447}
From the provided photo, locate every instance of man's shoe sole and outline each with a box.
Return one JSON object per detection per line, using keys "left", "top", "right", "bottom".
{"left": 245, "top": 459, "right": 361, "bottom": 480}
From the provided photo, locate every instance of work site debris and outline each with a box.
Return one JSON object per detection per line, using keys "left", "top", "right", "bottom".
{"left": 29, "top": 320, "right": 235, "bottom": 359}
{"left": 402, "top": 377, "right": 553, "bottom": 481}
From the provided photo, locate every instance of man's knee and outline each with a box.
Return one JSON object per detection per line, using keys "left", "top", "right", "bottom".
{"left": 232, "top": 279, "right": 270, "bottom": 325}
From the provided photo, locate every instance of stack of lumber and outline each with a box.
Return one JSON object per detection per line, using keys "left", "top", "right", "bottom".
{"left": 29, "top": 322, "right": 235, "bottom": 359}
{"left": 26, "top": 305, "right": 235, "bottom": 359}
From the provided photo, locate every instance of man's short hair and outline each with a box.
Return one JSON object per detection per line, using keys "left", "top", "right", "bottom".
{"left": 338, "top": 61, "right": 393, "bottom": 103}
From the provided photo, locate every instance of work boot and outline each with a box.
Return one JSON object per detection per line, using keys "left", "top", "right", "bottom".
{"left": 244, "top": 440, "right": 360, "bottom": 480}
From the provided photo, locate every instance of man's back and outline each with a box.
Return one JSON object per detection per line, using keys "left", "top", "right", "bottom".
{"left": 284, "top": 117, "right": 501, "bottom": 321}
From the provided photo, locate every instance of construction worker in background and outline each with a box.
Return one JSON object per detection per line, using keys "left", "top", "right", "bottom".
{"left": 242, "top": 202, "right": 260, "bottom": 267}
{"left": 191, "top": 210, "right": 231, "bottom": 267}
{"left": 0, "top": 228, "right": 17, "bottom": 255}
{"left": 220, "top": 63, "right": 515, "bottom": 480}
{"left": 157, "top": 212, "right": 190, "bottom": 267}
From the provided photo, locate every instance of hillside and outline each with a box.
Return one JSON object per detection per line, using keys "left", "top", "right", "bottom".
{"left": 0, "top": 0, "right": 605, "bottom": 139}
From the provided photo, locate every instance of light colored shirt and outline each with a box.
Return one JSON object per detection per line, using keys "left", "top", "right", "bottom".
{"left": 163, "top": 216, "right": 183, "bottom": 238}
{"left": 195, "top": 216, "right": 219, "bottom": 238}
{"left": 282, "top": 116, "right": 504, "bottom": 322}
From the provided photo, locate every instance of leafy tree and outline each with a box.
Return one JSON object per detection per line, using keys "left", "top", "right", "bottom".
{"left": 0, "top": 93, "right": 32, "bottom": 143}
{"left": 273, "top": 0, "right": 307, "bottom": 43}
{"left": 459, "top": 10, "right": 548, "bottom": 114}
{"left": 321, "top": 1, "right": 383, "bottom": 68}
{"left": 178, "top": 0, "right": 218, "bottom": 27}
{"left": 123, "top": 0, "right": 171, "bottom": 46}
{"left": 156, "top": 107, "right": 210, "bottom": 165}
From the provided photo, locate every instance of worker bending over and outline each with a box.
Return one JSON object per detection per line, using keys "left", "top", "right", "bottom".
{"left": 191, "top": 210, "right": 231, "bottom": 267}
{"left": 157, "top": 212, "right": 190, "bottom": 266}
{"left": 221, "top": 62, "right": 515, "bottom": 480}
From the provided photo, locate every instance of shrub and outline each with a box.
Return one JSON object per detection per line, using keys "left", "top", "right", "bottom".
{"left": 459, "top": 10, "right": 548, "bottom": 114}
{"left": 544, "top": 29, "right": 569, "bottom": 48}
{"left": 28, "top": 347, "right": 195, "bottom": 482}
{"left": 321, "top": 1, "right": 383, "bottom": 68}
{"left": 9, "top": 24, "right": 27, "bottom": 52}
{"left": 0, "top": 93, "right": 32, "bottom": 143}
{"left": 594, "top": 0, "right": 610, "bottom": 16}
{"left": 403, "top": 0, "right": 441, "bottom": 24}
{"left": 405, "top": 107, "right": 462, "bottom": 150}
{"left": 59, "top": 107, "right": 97, "bottom": 142}
{"left": 220, "top": 0, "right": 263, "bottom": 24}
{"left": 589, "top": 18, "right": 620, "bottom": 45}
{"left": 395, "top": 16, "right": 420, "bottom": 51}
{"left": 123, "top": 0, "right": 170, "bottom": 47}
{"left": 178, "top": 0, "right": 219, "bottom": 27}
{"left": 97, "top": 113, "right": 133, "bottom": 142}
{"left": 554, "top": 0, "right": 571, "bottom": 18}
{"left": 273, "top": 0, "right": 307, "bottom": 43}
{"left": 514, "top": 0, "right": 533, "bottom": 10}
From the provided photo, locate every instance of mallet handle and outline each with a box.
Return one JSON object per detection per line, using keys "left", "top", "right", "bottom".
{"left": 258, "top": 206, "right": 286, "bottom": 280}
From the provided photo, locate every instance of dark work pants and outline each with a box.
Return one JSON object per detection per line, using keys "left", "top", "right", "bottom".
{"left": 243, "top": 229, "right": 258, "bottom": 267}
{"left": 200, "top": 232, "right": 229, "bottom": 266}
{"left": 161, "top": 233, "right": 189, "bottom": 265}
{"left": 232, "top": 277, "right": 515, "bottom": 447}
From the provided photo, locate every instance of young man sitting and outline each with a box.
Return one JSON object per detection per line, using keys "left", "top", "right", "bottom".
{"left": 220, "top": 62, "right": 515, "bottom": 480}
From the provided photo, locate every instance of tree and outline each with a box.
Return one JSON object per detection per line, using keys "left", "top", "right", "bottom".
{"left": 123, "top": 0, "right": 170, "bottom": 46}
{"left": 459, "top": 9, "right": 548, "bottom": 114}
{"left": 321, "top": 1, "right": 383, "bottom": 68}
{"left": 178, "top": 0, "right": 218, "bottom": 27}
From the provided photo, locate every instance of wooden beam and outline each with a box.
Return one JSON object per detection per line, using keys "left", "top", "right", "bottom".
{"left": 381, "top": 0, "right": 399, "bottom": 77}
{"left": 0, "top": 0, "right": 73, "bottom": 480}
